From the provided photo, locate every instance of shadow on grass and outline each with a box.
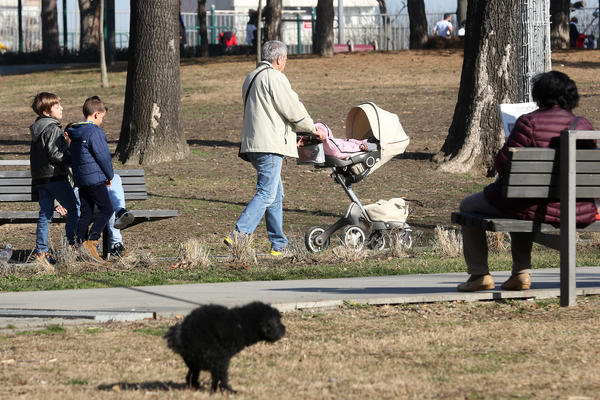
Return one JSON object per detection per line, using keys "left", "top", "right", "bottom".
{"left": 98, "top": 381, "right": 189, "bottom": 391}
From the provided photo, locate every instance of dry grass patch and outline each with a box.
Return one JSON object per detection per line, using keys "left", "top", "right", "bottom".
{"left": 433, "top": 225, "right": 463, "bottom": 257}
{"left": 2, "top": 297, "right": 600, "bottom": 399}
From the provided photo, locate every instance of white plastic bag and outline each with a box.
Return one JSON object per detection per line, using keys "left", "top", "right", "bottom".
{"left": 364, "top": 198, "right": 409, "bottom": 223}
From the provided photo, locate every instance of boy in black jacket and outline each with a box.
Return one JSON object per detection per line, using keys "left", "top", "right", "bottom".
{"left": 66, "top": 96, "right": 114, "bottom": 259}
{"left": 29, "top": 92, "right": 79, "bottom": 263}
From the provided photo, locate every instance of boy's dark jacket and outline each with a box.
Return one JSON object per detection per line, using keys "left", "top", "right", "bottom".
{"left": 67, "top": 121, "right": 114, "bottom": 188}
{"left": 29, "top": 116, "right": 70, "bottom": 183}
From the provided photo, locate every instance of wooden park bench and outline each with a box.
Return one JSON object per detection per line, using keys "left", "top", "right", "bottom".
{"left": 0, "top": 160, "right": 178, "bottom": 259}
{"left": 452, "top": 130, "right": 600, "bottom": 306}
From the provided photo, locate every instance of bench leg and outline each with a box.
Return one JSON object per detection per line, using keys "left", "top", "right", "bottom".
{"left": 560, "top": 130, "right": 577, "bottom": 307}
{"left": 102, "top": 225, "right": 110, "bottom": 260}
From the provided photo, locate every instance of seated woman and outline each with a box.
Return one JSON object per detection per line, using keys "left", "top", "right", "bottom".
{"left": 457, "top": 71, "right": 596, "bottom": 292}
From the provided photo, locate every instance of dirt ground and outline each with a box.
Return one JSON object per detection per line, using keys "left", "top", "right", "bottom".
{"left": 1, "top": 297, "right": 600, "bottom": 399}
{"left": 1, "top": 50, "right": 600, "bottom": 258}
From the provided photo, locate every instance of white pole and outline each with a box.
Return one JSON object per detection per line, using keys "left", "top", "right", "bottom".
{"left": 338, "top": 0, "right": 344, "bottom": 44}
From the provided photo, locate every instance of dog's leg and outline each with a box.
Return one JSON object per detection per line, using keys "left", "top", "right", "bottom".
{"left": 216, "top": 359, "right": 237, "bottom": 393}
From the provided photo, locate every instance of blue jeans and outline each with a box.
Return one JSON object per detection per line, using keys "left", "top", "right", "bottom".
{"left": 74, "top": 174, "right": 126, "bottom": 247}
{"left": 77, "top": 182, "right": 113, "bottom": 242}
{"left": 35, "top": 179, "right": 79, "bottom": 253}
{"left": 235, "top": 153, "right": 287, "bottom": 251}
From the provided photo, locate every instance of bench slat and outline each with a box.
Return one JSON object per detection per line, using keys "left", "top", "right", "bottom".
{"left": 506, "top": 173, "right": 600, "bottom": 186}
{"left": 509, "top": 148, "right": 600, "bottom": 161}
{"left": 0, "top": 209, "right": 177, "bottom": 226}
{"left": 508, "top": 161, "right": 600, "bottom": 173}
{"left": 0, "top": 178, "right": 32, "bottom": 185}
{"left": 0, "top": 194, "right": 32, "bottom": 201}
{"left": 451, "top": 212, "right": 600, "bottom": 233}
{"left": 504, "top": 186, "right": 600, "bottom": 198}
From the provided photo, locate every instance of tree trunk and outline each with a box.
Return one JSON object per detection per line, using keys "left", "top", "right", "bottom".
{"left": 264, "top": 0, "right": 282, "bottom": 41}
{"left": 79, "top": 0, "right": 100, "bottom": 55}
{"left": 314, "top": 0, "right": 334, "bottom": 56}
{"left": 41, "top": 0, "right": 59, "bottom": 57}
{"left": 376, "top": 0, "right": 391, "bottom": 50}
{"left": 550, "top": 0, "right": 569, "bottom": 49}
{"left": 407, "top": 0, "right": 427, "bottom": 49}
{"left": 116, "top": 0, "right": 188, "bottom": 165}
{"left": 456, "top": 0, "right": 467, "bottom": 26}
{"left": 435, "top": 0, "right": 518, "bottom": 175}
{"left": 99, "top": 0, "right": 109, "bottom": 87}
{"left": 197, "top": 0, "right": 208, "bottom": 56}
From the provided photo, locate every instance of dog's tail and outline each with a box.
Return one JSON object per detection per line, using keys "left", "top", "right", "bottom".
{"left": 164, "top": 323, "right": 183, "bottom": 354}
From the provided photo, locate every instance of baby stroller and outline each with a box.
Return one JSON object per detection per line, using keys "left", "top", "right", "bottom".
{"left": 298, "top": 102, "right": 412, "bottom": 252}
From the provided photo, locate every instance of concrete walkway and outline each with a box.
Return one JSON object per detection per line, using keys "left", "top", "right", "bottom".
{"left": 1, "top": 268, "right": 600, "bottom": 324}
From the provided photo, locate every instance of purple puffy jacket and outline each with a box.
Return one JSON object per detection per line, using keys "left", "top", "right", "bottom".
{"left": 484, "top": 106, "right": 597, "bottom": 226}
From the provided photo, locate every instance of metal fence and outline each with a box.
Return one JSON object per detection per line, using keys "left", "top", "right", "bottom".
{"left": 2, "top": 6, "right": 598, "bottom": 55}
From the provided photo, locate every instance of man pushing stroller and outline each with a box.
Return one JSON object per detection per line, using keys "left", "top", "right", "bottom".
{"left": 225, "top": 40, "right": 327, "bottom": 256}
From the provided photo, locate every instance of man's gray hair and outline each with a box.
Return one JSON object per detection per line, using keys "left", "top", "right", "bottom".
{"left": 262, "top": 41, "right": 287, "bottom": 63}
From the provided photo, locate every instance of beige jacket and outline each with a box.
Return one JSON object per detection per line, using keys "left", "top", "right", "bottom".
{"left": 240, "top": 61, "right": 317, "bottom": 158}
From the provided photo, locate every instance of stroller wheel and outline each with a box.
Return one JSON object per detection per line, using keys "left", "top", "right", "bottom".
{"left": 396, "top": 230, "right": 413, "bottom": 249}
{"left": 341, "top": 225, "right": 366, "bottom": 251}
{"left": 367, "top": 231, "right": 386, "bottom": 251}
{"left": 305, "top": 226, "right": 330, "bottom": 253}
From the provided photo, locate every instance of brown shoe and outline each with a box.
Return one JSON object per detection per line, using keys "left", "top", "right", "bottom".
{"left": 501, "top": 273, "right": 531, "bottom": 290}
{"left": 457, "top": 274, "right": 495, "bottom": 292}
{"left": 82, "top": 240, "right": 102, "bottom": 260}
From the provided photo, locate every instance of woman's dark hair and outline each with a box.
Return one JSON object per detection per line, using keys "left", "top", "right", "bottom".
{"left": 531, "top": 71, "right": 579, "bottom": 110}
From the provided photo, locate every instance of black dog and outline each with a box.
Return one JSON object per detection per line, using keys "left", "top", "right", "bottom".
{"left": 164, "top": 301, "right": 286, "bottom": 392}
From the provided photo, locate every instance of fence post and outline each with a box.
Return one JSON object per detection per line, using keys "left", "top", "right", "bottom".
{"left": 17, "top": 0, "right": 23, "bottom": 53}
{"left": 210, "top": 5, "right": 216, "bottom": 45}
{"left": 62, "top": 0, "right": 68, "bottom": 52}
{"left": 297, "top": 13, "right": 302, "bottom": 54}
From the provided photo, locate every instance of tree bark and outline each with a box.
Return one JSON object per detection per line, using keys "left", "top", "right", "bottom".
{"left": 41, "top": 0, "right": 59, "bottom": 57}
{"left": 550, "top": 0, "right": 570, "bottom": 49}
{"left": 264, "top": 0, "right": 282, "bottom": 41}
{"left": 116, "top": 0, "right": 188, "bottom": 165}
{"left": 78, "top": 0, "right": 100, "bottom": 55}
{"left": 314, "top": 0, "right": 334, "bottom": 56}
{"left": 197, "top": 0, "right": 208, "bottom": 56}
{"left": 435, "top": 0, "right": 518, "bottom": 175}
{"left": 376, "top": 0, "right": 392, "bottom": 50}
{"left": 456, "top": 0, "right": 467, "bottom": 26}
{"left": 407, "top": 0, "right": 427, "bottom": 49}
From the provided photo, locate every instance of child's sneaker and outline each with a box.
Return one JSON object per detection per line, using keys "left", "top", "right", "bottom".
{"left": 82, "top": 240, "right": 102, "bottom": 260}
{"left": 110, "top": 243, "right": 125, "bottom": 257}
{"left": 270, "top": 249, "right": 284, "bottom": 257}
{"left": 34, "top": 251, "right": 50, "bottom": 264}
{"left": 114, "top": 208, "right": 134, "bottom": 229}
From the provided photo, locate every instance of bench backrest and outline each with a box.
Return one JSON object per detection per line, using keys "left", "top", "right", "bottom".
{"left": 503, "top": 131, "right": 600, "bottom": 199}
{"left": 0, "top": 162, "right": 148, "bottom": 202}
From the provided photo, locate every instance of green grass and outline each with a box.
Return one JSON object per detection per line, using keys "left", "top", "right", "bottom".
{"left": 14, "top": 324, "right": 65, "bottom": 336}
{"left": 0, "top": 247, "right": 597, "bottom": 292}
{"left": 132, "top": 326, "right": 168, "bottom": 336}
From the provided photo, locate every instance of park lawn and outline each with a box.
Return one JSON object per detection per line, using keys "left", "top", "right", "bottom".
{"left": 1, "top": 297, "right": 600, "bottom": 399}
{"left": 1, "top": 50, "right": 600, "bottom": 290}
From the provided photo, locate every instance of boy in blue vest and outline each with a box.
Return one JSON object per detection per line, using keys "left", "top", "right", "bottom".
{"left": 66, "top": 96, "right": 114, "bottom": 259}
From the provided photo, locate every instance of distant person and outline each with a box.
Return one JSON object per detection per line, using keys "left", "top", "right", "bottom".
{"left": 433, "top": 13, "right": 453, "bottom": 38}
{"left": 225, "top": 41, "right": 327, "bottom": 256}
{"left": 575, "top": 33, "right": 586, "bottom": 49}
{"left": 457, "top": 20, "right": 466, "bottom": 37}
{"left": 585, "top": 34, "right": 596, "bottom": 49}
{"left": 569, "top": 17, "right": 579, "bottom": 48}
{"left": 246, "top": 9, "right": 258, "bottom": 48}
{"left": 457, "top": 71, "right": 596, "bottom": 292}
{"left": 66, "top": 96, "right": 115, "bottom": 260}
{"left": 29, "top": 92, "right": 79, "bottom": 264}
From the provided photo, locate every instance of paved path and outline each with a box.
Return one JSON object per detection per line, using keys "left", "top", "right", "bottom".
{"left": 1, "top": 268, "right": 600, "bottom": 324}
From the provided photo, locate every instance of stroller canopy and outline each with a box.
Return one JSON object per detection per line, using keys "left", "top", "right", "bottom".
{"left": 345, "top": 102, "right": 410, "bottom": 174}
